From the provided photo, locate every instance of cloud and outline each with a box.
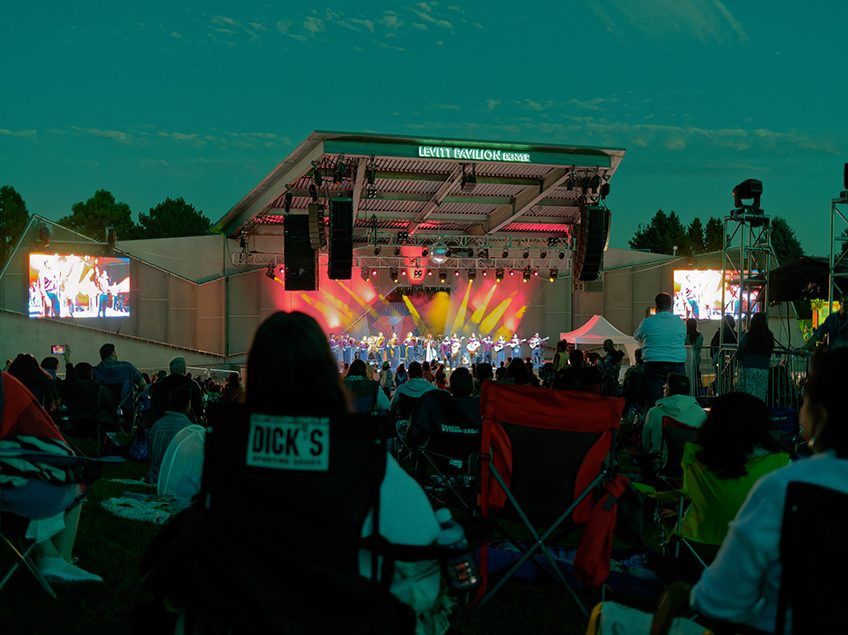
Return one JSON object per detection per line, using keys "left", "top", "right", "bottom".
{"left": 69, "top": 127, "right": 131, "bottom": 144}
{"left": 382, "top": 12, "right": 403, "bottom": 29}
{"left": 0, "top": 128, "right": 37, "bottom": 138}
{"left": 486, "top": 99, "right": 501, "bottom": 111}
{"left": 303, "top": 15, "right": 325, "bottom": 33}
{"left": 587, "top": 0, "right": 749, "bottom": 44}
{"left": 170, "top": 31, "right": 183, "bottom": 39}
{"left": 206, "top": 15, "right": 266, "bottom": 41}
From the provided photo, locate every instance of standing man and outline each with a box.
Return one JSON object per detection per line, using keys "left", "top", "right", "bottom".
{"left": 634, "top": 292, "right": 686, "bottom": 408}
{"left": 805, "top": 296, "right": 848, "bottom": 351}
{"left": 528, "top": 332, "right": 548, "bottom": 368}
{"left": 481, "top": 335, "right": 493, "bottom": 364}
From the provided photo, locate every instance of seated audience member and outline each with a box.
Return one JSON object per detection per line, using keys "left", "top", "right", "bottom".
{"left": 474, "top": 362, "right": 494, "bottom": 394}
{"left": 680, "top": 392, "right": 788, "bottom": 547}
{"left": 501, "top": 357, "right": 539, "bottom": 386}
{"left": 8, "top": 353, "right": 60, "bottom": 416}
{"left": 93, "top": 343, "right": 145, "bottom": 413}
{"left": 246, "top": 312, "right": 446, "bottom": 626}
{"left": 434, "top": 365, "right": 447, "bottom": 390}
{"left": 598, "top": 340, "right": 625, "bottom": 396}
{"left": 447, "top": 367, "right": 482, "bottom": 424}
{"left": 395, "top": 363, "right": 408, "bottom": 388}
{"left": 390, "top": 361, "right": 439, "bottom": 423}
{"left": 0, "top": 371, "right": 101, "bottom": 582}
{"left": 552, "top": 349, "right": 601, "bottom": 392}
{"left": 220, "top": 372, "right": 244, "bottom": 404}
{"left": 622, "top": 348, "right": 646, "bottom": 410}
{"left": 157, "top": 424, "right": 206, "bottom": 509}
{"left": 344, "top": 359, "right": 390, "bottom": 415}
{"left": 378, "top": 361, "right": 394, "bottom": 398}
{"left": 149, "top": 356, "right": 203, "bottom": 424}
{"left": 641, "top": 373, "right": 707, "bottom": 457}
{"left": 62, "top": 362, "right": 119, "bottom": 432}
{"left": 146, "top": 385, "right": 194, "bottom": 484}
{"left": 690, "top": 349, "right": 848, "bottom": 633}
{"left": 422, "top": 360, "right": 436, "bottom": 384}
{"left": 494, "top": 365, "right": 507, "bottom": 382}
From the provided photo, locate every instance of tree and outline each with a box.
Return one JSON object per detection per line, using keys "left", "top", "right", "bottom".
{"left": 704, "top": 217, "right": 724, "bottom": 252}
{"left": 627, "top": 209, "right": 688, "bottom": 255}
{"left": 0, "top": 185, "right": 29, "bottom": 267}
{"left": 686, "top": 218, "right": 705, "bottom": 255}
{"left": 137, "top": 197, "right": 212, "bottom": 239}
{"left": 59, "top": 190, "right": 138, "bottom": 241}
{"left": 770, "top": 216, "right": 804, "bottom": 266}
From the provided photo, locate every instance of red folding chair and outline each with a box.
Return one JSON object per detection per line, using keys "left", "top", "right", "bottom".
{"left": 476, "top": 382, "right": 623, "bottom": 613}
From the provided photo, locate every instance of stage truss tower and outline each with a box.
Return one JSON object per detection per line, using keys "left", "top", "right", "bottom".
{"left": 829, "top": 184, "right": 848, "bottom": 311}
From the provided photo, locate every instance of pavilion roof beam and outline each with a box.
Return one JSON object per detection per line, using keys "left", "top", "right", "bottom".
{"left": 468, "top": 167, "right": 571, "bottom": 235}
{"left": 351, "top": 157, "right": 367, "bottom": 221}
{"left": 407, "top": 166, "right": 464, "bottom": 236}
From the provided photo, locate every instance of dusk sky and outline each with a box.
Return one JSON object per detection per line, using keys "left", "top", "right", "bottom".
{"left": 2, "top": 1, "right": 846, "bottom": 256}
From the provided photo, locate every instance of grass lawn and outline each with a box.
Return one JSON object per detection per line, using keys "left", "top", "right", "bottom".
{"left": 1, "top": 460, "right": 657, "bottom": 635}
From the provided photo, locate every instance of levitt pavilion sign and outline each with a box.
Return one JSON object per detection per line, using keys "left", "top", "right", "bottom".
{"left": 418, "top": 145, "right": 532, "bottom": 163}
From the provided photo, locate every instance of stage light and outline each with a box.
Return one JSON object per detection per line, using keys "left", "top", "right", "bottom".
{"left": 482, "top": 270, "right": 487, "bottom": 277}
{"left": 522, "top": 250, "right": 529, "bottom": 259}
{"left": 333, "top": 155, "right": 347, "bottom": 183}
{"left": 540, "top": 250, "right": 547, "bottom": 259}
{"left": 732, "top": 178, "right": 763, "bottom": 211}
{"left": 366, "top": 155, "right": 377, "bottom": 185}
{"left": 549, "top": 268, "right": 558, "bottom": 282}
{"left": 373, "top": 246, "right": 381, "bottom": 255}
{"left": 394, "top": 247, "right": 401, "bottom": 256}
{"left": 439, "top": 271, "right": 447, "bottom": 283}
{"left": 468, "top": 269, "right": 476, "bottom": 282}
{"left": 428, "top": 270, "right": 433, "bottom": 276}
{"left": 422, "top": 248, "right": 429, "bottom": 258}
{"left": 265, "top": 265, "right": 275, "bottom": 280}
{"left": 283, "top": 189, "right": 293, "bottom": 213}
{"left": 495, "top": 268, "right": 504, "bottom": 283}
{"left": 478, "top": 248, "right": 489, "bottom": 259}
{"left": 509, "top": 270, "right": 515, "bottom": 277}
{"left": 600, "top": 182, "right": 611, "bottom": 199}
{"left": 523, "top": 269, "right": 531, "bottom": 283}
{"left": 502, "top": 249, "right": 509, "bottom": 258}
{"left": 454, "top": 270, "right": 460, "bottom": 276}
{"left": 401, "top": 270, "right": 407, "bottom": 276}
{"left": 366, "top": 185, "right": 378, "bottom": 199}
{"left": 559, "top": 251, "right": 566, "bottom": 259}
{"left": 360, "top": 268, "right": 370, "bottom": 282}
{"left": 445, "top": 248, "right": 453, "bottom": 257}
{"left": 461, "top": 164, "right": 477, "bottom": 192}
{"left": 311, "top": 163, "right": 323, "bottom": 187}
{"left": 547, "top": 237, "right": 559, "bottom": 247}
{"left": 397, "top": 231, "right": 409, "bottom": 244}
{"left": 533, "top": 270, "right": 539, "bottom": 277}
{"left": 371, "top": 269, "right": 378, "bottom": 277}
{"left": 390, "top": 268, "right": 399, "bottom": 283}
{"left": 309, "top": 183, "right": 319, "bottom": 203}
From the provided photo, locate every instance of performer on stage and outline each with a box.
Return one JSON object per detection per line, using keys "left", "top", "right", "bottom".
{"left": 388, "top": 332, "right": 399, "bottom": 368}
{"left": 358, "top": 336, "right": 369, "bottom": 361}
{"left": 494, "top": 335, "right": 507, "bottom": 367}
{"left": 425, "top": 334, "right": 436, "bottom": 363}
{"left": 467, "top": 333, "right": 481, "bottom": 365}
{"left": 450, "top": 333, "right": 463, "bottom": 369}
{"left": 441, "top": 335, "right": 452, "bottom": 368}
{"left": 481, "top": 335, "right": 493, "bottom": 364}
{"left": 528, "top": 332, "right": 549, "bottom": 368}
{"left": 329, "top": 334, "right": 341, "bottom": 365}
{"left": 401, "top": 332, "right": 412, "bottom": 363}
{"left": 341, "top": 334, "right": 353, "bottom": 366}
{"left": 509, "top": 333, "right": 525, "bottom": 360}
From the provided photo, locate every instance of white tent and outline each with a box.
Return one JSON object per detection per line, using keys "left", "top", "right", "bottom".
{"left": 561, "top": 315, "right": 639, "bottom": 362}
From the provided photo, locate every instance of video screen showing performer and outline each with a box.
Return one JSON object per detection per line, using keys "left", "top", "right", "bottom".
{"left": 28, "top": 253, "right": 131, "bottom": 319}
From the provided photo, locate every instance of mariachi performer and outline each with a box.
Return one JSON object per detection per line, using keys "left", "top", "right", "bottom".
{"left": 467, "top": 333, "right": 481, "bottom": 365}
{"left": 481, "top": 335, "right": 493, "bottom": 364}
{"left": 441, "top": 336, "right": 452, "bottom": 367}
{"left": 388, "top": 332, "right": 399, "bottom": 368}
{"left": 509, "top": 333, "right": 525, "bottom": 360}
{"left": 341, "top": 334, "right": 353, "bottom": 366}
{"left": 494, "top": 335, "right": 507, "bottom": 367}
{"left": 528, "top": 332, "right": 549, "bottom": 368}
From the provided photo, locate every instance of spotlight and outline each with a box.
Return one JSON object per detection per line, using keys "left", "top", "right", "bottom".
{"left": 431, "top": 245, "right": 448, "bottom": 264}
{"left": 428, "top": 270, "right": 433, "bottom": 276}
{"left": 509, "top": 270, "right": 515, "bottom": 277}
{"left": 371, "top": 269, "right": 378, "bottom": 277}
{"left": 522, "top": 250, "right": 529, "bottom": 259}
{"left": 478, "top": 248, "right": 489, "bottom": 259}
{"left": 566, "top": 176, "right": 574, "bottom": 191}
{"left": 401, "top": 270, "right": 407, "bottom": 276}
{"left": 283, "top": 189, "right": 293, "bottom": 213}
{"left": 397, "top": 231, "right": 409, "bottom": 244}
{"left": 547, "top": 237, "right": 559, "bottom": 248}
{"left": 366, "top": 185, "right": 378, "bottom": 199}
{"left": 482, "top": 270, "right": 488, "bottom": 277}
{"left": 390, "top": 268, "right": 399, "bottom": 283}
{"left": 468, "top": 269, "right": 476, "bottom": 282}
{"left": 533, "top": 270, "right": 539, "bottom": 277}
{"left": 549, "top": 268, "right": 558, "bottom": 282}
{"left": 523, "top": 268, "right": 531, "bottom": 283}
{"left": 366, "top": 156, "right": 377, "bottom": 185}
{"left": 333, "top": 155, "right": 347, "bottom": 183}
{"left": 732, "top": 178, "right": 763, "bottom": 211}
{"left": 495, "top": 268, "right": 504, "bottom": 283}
{"left": 422, "top": 248, "right": 429, "bottom": 258}
{"left": 540, "top": 251, "right": 547, "bottom": 259}
{"left": 309, "top": 183, "right": 319, "bottom": 203}
{"left": 373, "top": 246, "right": 381, "bottom": 255}
{"left": 360, "top": 268, "right": 370, "bottom": 282}
{"left": 265, "top": 265, "right": 275, "bottom": 280}
{"left": 558, "top": 251, "right": 566, "bottom": 260}
{"left": 502, "top": 249, "right": 509, "bottom": 258}
{"left": 445, "top": 248, "right": 453, "bottom": 257}
{"left": 394, "top": 247, "right": 401, "bottom": 256}
{"left": 439, "top": 271, "right": 447, "bottom": 284}
{"left": 590, "top": 175, "right": 601, "bottom": 194}
{"left": 600, "top": 182, "right": 611, "bottom": 199}
{"left": 454, "top": 270, "right": 460, "bottom": 276}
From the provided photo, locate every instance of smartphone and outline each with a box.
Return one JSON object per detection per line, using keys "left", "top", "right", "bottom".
{"left": 51, "top": 344, "right": 66, "bottom": 355}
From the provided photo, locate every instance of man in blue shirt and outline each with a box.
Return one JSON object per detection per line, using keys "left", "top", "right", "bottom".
{"left": 93, "top": 343, "right": 145, "bottom": 420}
{"left": 633, "top": 293, "right": 686, "bottom": 407}
{"left": 805, "top": 298, "right": 848, "bottom": 351}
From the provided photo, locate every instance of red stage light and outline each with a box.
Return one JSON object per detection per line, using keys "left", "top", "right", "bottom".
{"left": 401, "top": 270, "right": 407, "bottom": 276}
{"left": 509, "top": 270, "right": 515, "bottom": 276}
{"left": 371, "top": 270, "right": 377, "bottom": 277}
{"left": 454, "top": 271, "right": 460, "bottom": 276}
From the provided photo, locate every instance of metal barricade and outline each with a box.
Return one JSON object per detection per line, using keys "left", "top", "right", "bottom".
{"left": 709, "top": 346, "right": 808, "bottom": 409}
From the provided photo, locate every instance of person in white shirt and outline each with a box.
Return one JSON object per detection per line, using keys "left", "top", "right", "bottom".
{"left": 641, "top": 373, "right": 707, "bottom": 460}
{"left": 633, "top": 292, "right": 686, "bottom": 407}
{"left": 690, "top": 348, "right": 848, "bottom": 633}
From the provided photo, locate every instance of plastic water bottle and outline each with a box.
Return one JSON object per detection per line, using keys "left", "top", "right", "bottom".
{"left": 436, "top": 508, "right": 480, "bottom": 591}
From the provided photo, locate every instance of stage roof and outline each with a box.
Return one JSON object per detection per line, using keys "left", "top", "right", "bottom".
{"left": 213, "top": 131, "right": 625, "bottom": 250}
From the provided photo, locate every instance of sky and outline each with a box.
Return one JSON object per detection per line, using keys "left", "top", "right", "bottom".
{"left": 1, "top": 1, "right": 846, "bottom": 256}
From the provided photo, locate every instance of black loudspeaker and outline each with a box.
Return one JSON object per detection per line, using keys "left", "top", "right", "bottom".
{"left": 574, "top": 205, "right": 610, "bottom": 282}
{"left": 284, "top": 215, "right": 318, "bottom": 291}
{"left": 328, "top": 198, "right": 354, "bottom": 280}
{"left": 307, "top": 204, "right": 326, "bottom": 250}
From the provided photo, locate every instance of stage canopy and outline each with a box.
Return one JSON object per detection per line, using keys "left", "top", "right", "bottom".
{"left": 560, "top": 314, "right": 639, "bottom": 362}
{"left": 213, "top": 131, "right": 625, "bottom": 271}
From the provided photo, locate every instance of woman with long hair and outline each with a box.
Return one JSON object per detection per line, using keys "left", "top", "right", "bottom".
{"left": 684, "top": 318, "right": 703, "bottom": 396}
{"left": 690, "top": 348, "right": 848, "bottom": 632}
{"left": 736, "top": 312, "right": 774, "bottom": 402}
{"left": 344, "top": 359, "right": 390, "bottom": 415}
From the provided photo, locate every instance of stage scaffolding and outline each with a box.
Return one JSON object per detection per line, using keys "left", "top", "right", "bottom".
{"left": 830, "top": 188, "right": 848, "bottom": 310}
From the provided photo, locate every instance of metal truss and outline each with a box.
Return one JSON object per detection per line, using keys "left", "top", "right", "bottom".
{"left": 830, "top": 191, "right": 848, "bottom": 310}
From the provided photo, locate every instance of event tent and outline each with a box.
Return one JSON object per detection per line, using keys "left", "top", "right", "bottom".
{"left": 560, "top": 314, "right": 639, "bottom": 362}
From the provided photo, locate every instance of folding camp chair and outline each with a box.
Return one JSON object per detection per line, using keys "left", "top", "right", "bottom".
{"left": 406, "top": 391, "right": 481, "bottom": 510}
{"left": 476, "top": 382, "right": 623, "bottom": 613}
{"left": 141, "top": 402, "right": 443, "bottom": 634}
{"left": 657, "top": 417, "right": 699, "bottom": 485}
{"left": 775, "top": 482, "right": 848, "bottom": 634}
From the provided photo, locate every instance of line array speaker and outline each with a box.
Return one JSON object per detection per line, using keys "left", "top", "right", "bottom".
{"left": 284, "top": 215, "right": 318, "bottom": 291}
{"left": 328, "top": 198, "right": 354, "bottom": 279}
{"left": 307, "top": 203, "right": 326, "bottom": 250}
{"left": 573, "top": 205, "right": 610, "bottom": 282}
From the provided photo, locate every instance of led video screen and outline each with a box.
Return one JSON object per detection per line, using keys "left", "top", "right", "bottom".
{"left": 673, "top": 269, "right": 761, "bottom": 320}
{"left": 29, "top": 253, "right": 131, "bottom": 319}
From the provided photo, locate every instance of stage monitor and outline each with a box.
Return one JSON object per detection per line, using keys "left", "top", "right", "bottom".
{"left": 29, "top": 253, "right": 131, "bottom": 319}
{"left": 673, "top": 269, "right": 761, "bottom": 320}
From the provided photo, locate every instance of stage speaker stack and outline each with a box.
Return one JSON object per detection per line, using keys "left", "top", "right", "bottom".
{"left": 328, "top": 198, "right": 354, "bottom": 280}
{"left": 307, "top": 203, "right": 326, "bottom": 250}
{"left": 573, "top": 205, "right": 611, "bottom": 282}
{"left": 284, "top": 215, "right": 318, "bottom": 291}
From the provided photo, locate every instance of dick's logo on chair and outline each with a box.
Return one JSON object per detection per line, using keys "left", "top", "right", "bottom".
{"left": 246, "top": 414, "right": 330, "bottom": 471}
